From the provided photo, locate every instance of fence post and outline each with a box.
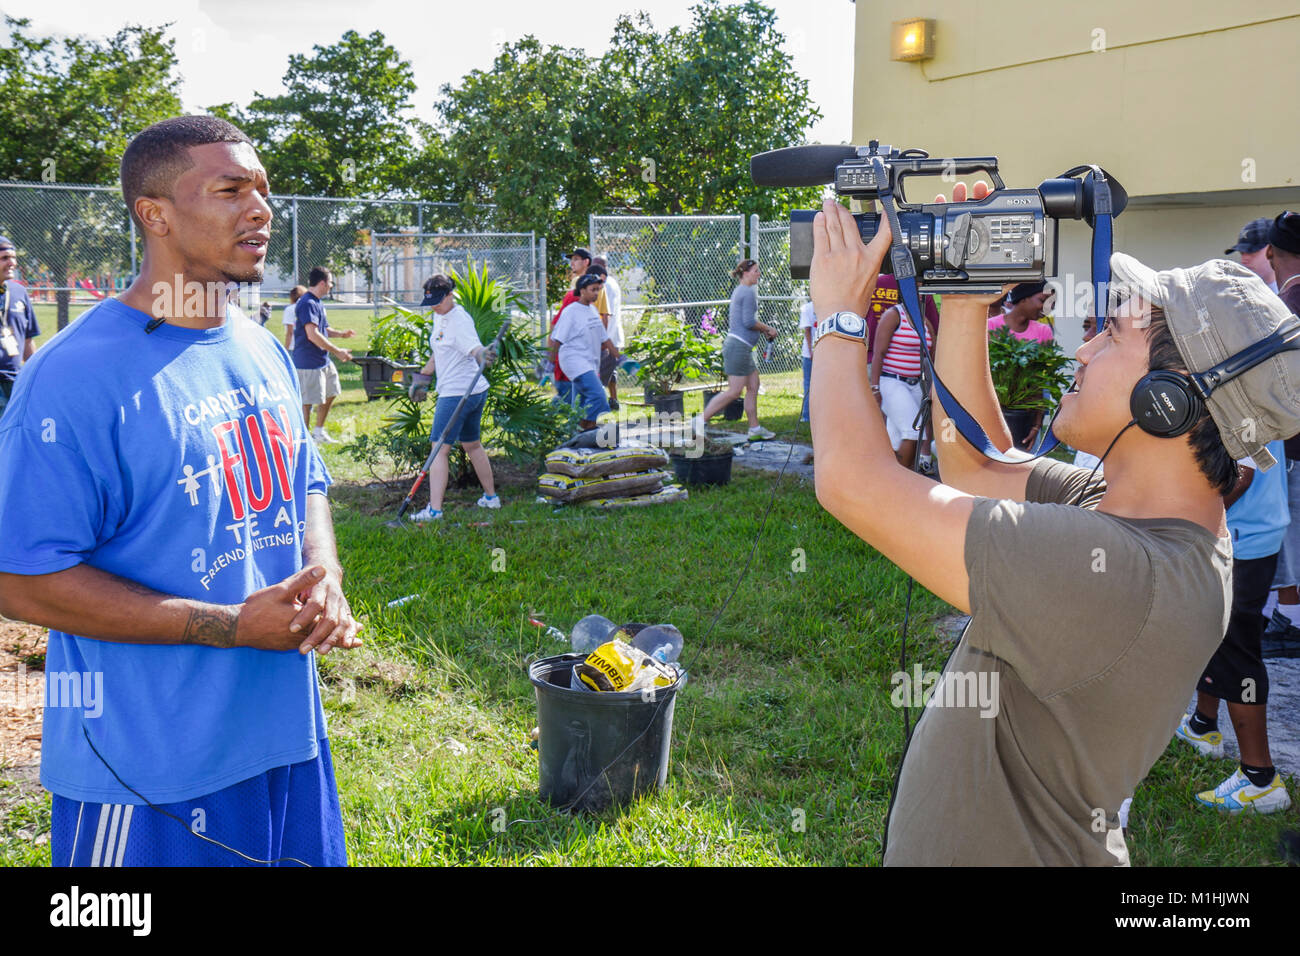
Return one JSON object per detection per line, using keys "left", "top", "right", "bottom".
{"left": 537, "top": 236, "right": 547, "bottom": 339}
{"left": 291, "top": 197, "right": 299, "bottom": 286}
{"left": 748, "top": 214, "right": 759, "bottom": 258}
{"left": 371, "top": 231, "right": 379, "bottom": 316}
{"left": 417, "top": 202, "right": 425, "bottom": 268}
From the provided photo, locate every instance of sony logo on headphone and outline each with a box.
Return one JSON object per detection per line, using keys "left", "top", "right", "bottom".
{"left": 1160, "top": 391, "right": 1177, "bottom": 412}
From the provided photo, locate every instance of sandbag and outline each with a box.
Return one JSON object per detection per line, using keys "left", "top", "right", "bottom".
{"left": 537, "top": 469, "right": 668, "bottom": 503}
{"left": 580, "top": 486, "right": 689, "bottom": 509}
{"left": 545, "top": 442, "right": 669, "bottom": 479}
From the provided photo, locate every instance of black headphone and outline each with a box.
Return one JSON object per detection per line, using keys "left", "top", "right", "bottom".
{"left": 1129, "top": 316, "right": 1300, "bottom": 438}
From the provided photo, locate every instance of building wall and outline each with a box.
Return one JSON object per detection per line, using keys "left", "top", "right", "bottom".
{"left": 853, "top": 2, "right": 1300, "bottom": 356}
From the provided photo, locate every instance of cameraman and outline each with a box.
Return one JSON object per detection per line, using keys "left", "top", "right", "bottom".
{"left": 808, "top": 186, "right": 1300, "bottom": 865}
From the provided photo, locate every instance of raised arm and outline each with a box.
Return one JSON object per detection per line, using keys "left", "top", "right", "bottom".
{"left": 810, "top": 199, "right": 976, "bottom": 613}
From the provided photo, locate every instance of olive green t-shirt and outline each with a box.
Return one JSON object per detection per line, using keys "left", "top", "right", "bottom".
{"left": 883, "top": 460, "right": 1232, "bottom": 866}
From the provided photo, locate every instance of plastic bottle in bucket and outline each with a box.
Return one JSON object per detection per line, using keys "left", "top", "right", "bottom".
{"left": 631, "top": 624, "right": 683, "bottom": 663}
{"left": 571, "top": 614, "right": 616, "bottom": 654}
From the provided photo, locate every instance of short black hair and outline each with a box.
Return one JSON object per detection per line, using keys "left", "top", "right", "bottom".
{"left": 584, "top": 264, "right": 607, "bottom": 278}
{"left": 308, "top": 267, "right": 332, "bottom": 287}
{"left": 1145, "top": 309, "right": 1237, "bottom": 495}
{"left": 120, "top": 116, "right": 253, "bottom": 229}
{"left": 424, "top": 274, "right": 455, "bottom": 296}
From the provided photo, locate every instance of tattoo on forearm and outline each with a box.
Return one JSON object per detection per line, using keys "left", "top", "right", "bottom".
{"left": 182, "top": 606, "right": 238, "bottom": 648}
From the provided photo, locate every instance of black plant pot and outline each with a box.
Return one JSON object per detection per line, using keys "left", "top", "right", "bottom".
{"left": 671, "top": 452, "right": 733, "bottom": 486}
{"left": 703, "top": 388, "right": 745, "bottom": 421}
{"left": 1001, "top": 407, "right": 1039, "bottom": 449}
{"left": 644, "top": 389, "right": 685, "bottom": 416}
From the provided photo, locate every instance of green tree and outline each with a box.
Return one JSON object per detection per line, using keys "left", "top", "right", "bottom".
{"left": 600, "top": 0, "right": 822, "bottom": 221}
{"left": 212, "top": 29, "right": 417, "bottom": 199}
{"left": 419, "top": 36, "right": 600, "bottom": 302}
{"left": 0, "top": 16, "right": 183, "bottom": 327}
{"left": 420, "top": 2, "right": 822, "bottom": 303}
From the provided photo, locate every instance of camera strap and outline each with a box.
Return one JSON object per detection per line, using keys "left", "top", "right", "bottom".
{"left": 872, "top": 157, "right": 1116, "bottom": 465}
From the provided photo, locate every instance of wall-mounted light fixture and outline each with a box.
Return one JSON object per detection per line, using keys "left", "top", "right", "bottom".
{"left": 891, "top": 18, "right": 935, "bottom": 61}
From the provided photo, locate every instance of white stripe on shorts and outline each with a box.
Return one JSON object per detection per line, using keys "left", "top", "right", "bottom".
{"left": 90, "top": 803, "right": 111, "bottom": 867}
{"left": 113, "top": 805, "right": 134, "bottom": 867}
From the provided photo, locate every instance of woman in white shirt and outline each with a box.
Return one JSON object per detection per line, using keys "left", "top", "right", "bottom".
{"left": 410, "top": 276, "right": 500, "bottom": 522}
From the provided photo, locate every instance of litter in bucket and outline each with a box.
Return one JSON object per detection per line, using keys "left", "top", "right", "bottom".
{"left": 529, "top": 653, "right": 686, "bottom": 813}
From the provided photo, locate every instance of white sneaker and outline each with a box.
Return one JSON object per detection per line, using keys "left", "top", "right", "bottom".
{"left": 312, "top": 428, "right": 337, "bottom": 444}
{"left": 1195, "top": 768, "right": 1292, "bottom": 814}
{"left": 477, "top": 494, "right": 501, "bottom": 509}
{"left": 1174, "top": 714, "right": 1225, "bottom": 759}
{"left": 410, "top": 506, "right": 442, "bottom": 522}
{"left": 748, "top": 425, "right": 775, "bottom": 440}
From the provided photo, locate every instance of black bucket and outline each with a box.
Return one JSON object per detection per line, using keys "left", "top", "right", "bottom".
{"left": 528, "top": 653, "right": 687, "bottom": 812}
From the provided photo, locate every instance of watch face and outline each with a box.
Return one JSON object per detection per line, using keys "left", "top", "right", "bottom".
{"left": 838, "top": 313, "right": 865, "bottom": 334}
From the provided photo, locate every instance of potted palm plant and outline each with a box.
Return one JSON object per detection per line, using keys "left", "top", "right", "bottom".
{"left": 987, "top": 328, "right": 1073, "bottom": 449}
{"left": 626, "top": 313, "right": 718, "bottom": 415}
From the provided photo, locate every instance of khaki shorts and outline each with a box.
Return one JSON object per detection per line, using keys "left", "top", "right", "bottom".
{"left": 722, "top": 335, "right": 757, "bottom": 377}
{"left": 297, "top": 362, "right": 341, "bottom": 405}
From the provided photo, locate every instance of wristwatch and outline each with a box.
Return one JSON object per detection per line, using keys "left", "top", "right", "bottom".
{"left": 814, "top": 311, "right": 868, "bottom": 348}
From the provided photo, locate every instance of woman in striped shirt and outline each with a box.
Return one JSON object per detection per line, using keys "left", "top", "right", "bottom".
{"left": 868, "top": 301, "right": 936, "bottom": 468}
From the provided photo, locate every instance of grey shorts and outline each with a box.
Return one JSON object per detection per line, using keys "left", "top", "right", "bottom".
{"left": 722, "top": 336, "right": 757, "bottom": 377}
{"left": 297, "top": 362, "right": 341, "bottom": 405}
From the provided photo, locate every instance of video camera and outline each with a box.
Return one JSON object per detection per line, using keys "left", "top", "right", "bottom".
{"left": 751, "top": 142, "right": 1127, "bottom": 295}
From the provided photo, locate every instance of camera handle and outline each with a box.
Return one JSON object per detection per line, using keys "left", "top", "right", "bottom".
{"left": 892, "top": 158, "right": 1006, "bottom": 206}
{"left": 870, "top": 156, "right": 1118, "bottom": 465}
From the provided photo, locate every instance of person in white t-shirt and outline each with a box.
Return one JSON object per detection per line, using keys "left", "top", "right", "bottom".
{"left": 592, "top": 256, "right": 624, "bottom": 408}
{"left": 799, "top": 298, "right": 816, "bottom": 423}
{"left": 550, "top": 273, "right": 622, "bottom": 429}
{"left": 407, "top": 275, "right": 500, "bottom": 522}
{"left": 282, "top": 284, "right": 306, "bottom": 350}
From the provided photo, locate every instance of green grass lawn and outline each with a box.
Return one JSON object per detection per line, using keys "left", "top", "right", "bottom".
{"left": 2, "top": 316, "right": 1297, "bottom": 866}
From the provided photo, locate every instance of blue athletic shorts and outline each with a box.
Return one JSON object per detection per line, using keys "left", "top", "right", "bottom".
{"left": 430, "top": 389, "right": 488, "bottom": 445}
{"left": 51, "top": 738, "right": 346, "bottom": 867}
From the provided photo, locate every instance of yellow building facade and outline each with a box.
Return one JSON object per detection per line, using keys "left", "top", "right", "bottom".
{"left": 853, "top": 3, "right": 1300, "bottom": 352}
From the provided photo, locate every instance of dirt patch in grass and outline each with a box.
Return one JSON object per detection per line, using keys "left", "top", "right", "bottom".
{"left": 0, "top": 619, "right": 46, "bottom": 771}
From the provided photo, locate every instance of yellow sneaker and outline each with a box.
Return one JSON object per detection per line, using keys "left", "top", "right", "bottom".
{"left": 1195, "top": 769, "right": 1292, "bottom": 814}
{"left": 1175, "top": 714, "right": 1224, "bottom": 759}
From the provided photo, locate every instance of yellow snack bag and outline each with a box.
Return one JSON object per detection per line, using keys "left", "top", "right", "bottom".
{"left": 575, "top": 639, "right": 675, "bottom": 692}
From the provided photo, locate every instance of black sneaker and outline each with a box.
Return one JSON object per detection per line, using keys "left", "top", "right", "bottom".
{"left": 1264, "top": 608, "right": 1300, "bottom": 640}
{"left": 1262, "top": 609, "right": 1300, "bottom": 659}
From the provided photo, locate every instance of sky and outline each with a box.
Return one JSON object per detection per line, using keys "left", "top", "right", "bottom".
{"left": 3, "top": 0, "right": 857, "bottom": 143}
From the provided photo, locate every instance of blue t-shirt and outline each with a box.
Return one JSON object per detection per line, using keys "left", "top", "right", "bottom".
{"left": 0, "top": 298, "right": 332, "bottom": 805}
{"left": 1, "top": 280, "right": 39, "bottom": 382}
{"left": 293, "top": 292, "right": 330, "bottom": 370}
{"left": 1227, "top": 440, "right": 1289, "bottom": 560}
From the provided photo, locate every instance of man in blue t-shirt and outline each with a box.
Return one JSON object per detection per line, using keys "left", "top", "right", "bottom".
{"left": 0, "top": 236, "right": 40, "bottom": 416}
{"left": 1175, "top": 439, "right": 1293, "bottom": 814}
{"left": 0, "top": 116, "right": 363, "bottom": 866}
{"left": 292, "top": 266, "right": 354, "bottom": 445}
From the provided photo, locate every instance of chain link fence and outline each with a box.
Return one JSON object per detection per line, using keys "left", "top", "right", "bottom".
{"left": 752, "top": 216, "right": 808, "bottom": 377}
{"left": 370, "top": 230, "right": 545, "bottom": 321}
{"left": 588, "top": 214, "right": 747, "bottom": 387}
{"left": 0, "top": 181, "right": 510, "bottom": 326}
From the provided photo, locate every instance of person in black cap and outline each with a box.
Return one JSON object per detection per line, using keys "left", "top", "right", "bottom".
{"left": 1225, "top": 217, "right": 1276, "bottom": 291}
{"left": 0, "top": 236, "right": 39, "bottom": 417}
{"left": 1262, "top": 211, "right": 1300, "bottom": 646}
